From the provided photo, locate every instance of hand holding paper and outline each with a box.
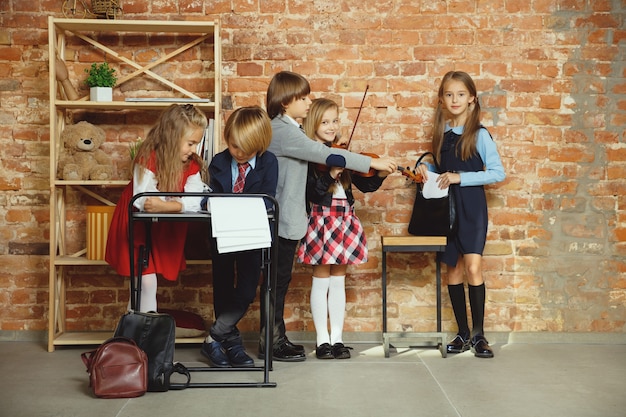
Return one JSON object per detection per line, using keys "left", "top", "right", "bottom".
{"left": 422, "top": 172, "right": 449, "bottom": 199}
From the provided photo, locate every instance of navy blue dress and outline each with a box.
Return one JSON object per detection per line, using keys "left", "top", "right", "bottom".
{"left": 438, "top": 129, "right": 488, "bottom": 267}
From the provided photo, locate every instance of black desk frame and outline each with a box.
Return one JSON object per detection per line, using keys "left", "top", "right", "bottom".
{"left": 129, "top": 192, "right": 278, "bottom": 388}
{"left": 381, "top": 236, "right": 448, "bottom": 358}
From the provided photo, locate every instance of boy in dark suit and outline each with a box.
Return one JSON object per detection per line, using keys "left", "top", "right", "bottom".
{"left": 201, "top": 106, "right": 278, "bottom": 367}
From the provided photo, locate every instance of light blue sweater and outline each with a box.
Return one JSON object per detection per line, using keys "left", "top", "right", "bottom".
{"left": 424, "top": 125, "right": 505, "bottom": 186}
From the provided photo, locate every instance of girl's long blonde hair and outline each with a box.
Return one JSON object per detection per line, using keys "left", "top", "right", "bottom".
{"left": 432, "top": 71, "right": 481, "bottom": 162}
{"left": 133, "top": 104, "right": 207, "bottom": 191}
{"left": 303, "top": 98, "right": 351, "bottom": 189}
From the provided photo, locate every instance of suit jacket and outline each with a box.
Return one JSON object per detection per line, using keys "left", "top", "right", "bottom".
{"left": 268, "top": 114, "right": 372, "bottom": 240}
{"left": 208, "top": 149, "right": 278, "bottom": 208}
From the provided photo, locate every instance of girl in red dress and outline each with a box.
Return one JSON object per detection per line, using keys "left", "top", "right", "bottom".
{"left": 105, "top": 104, "right": 208, "bottom": 312}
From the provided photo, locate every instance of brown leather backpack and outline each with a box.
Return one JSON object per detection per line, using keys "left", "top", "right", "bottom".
{"left": 81, "top": 336, "right": 148, "bottom": 398}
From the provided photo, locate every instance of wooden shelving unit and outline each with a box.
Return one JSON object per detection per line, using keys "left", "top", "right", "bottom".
{"left": 47, "top": 17, "right": 221, "bottom": 352}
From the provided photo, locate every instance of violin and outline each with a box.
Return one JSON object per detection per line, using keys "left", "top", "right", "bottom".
{"left": 356, "top": 152, "right": 379, "bottom": 177}
{"left": 398, "top": 166, "right": 423, "bottom": 183}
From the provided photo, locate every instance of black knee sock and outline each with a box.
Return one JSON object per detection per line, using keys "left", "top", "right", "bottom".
{"left": 448, "top": 283, "right": 469, "bottom": 338}
{"left": 468, "top": 283, "right": 486, "bottom": 337}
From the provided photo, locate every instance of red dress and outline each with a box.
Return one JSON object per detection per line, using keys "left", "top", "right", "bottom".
{"left": 105, "top": 158, "right": 202, "bottom": 281}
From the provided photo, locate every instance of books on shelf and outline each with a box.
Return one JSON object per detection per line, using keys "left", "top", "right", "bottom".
{"left": 197, "top": 118, "right": 214, "bottom": 166}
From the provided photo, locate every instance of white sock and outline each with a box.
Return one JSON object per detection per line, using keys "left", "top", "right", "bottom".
{"left": 310, "top": 276, "right": 330, "bottom": 346}
{"left": 328, "top": 275, "right": 346, "bottom": 345}
{"left": 127, "top": 273, "right": 158, "bottom": 313}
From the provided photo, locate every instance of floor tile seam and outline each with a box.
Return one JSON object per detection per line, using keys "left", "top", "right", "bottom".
{"left": 115, "top": 399, "right": 132, "bottom": 417}
{"left": 271, "top": 360, "right": 429, "bottom": 367}
{"left": 419, "top": 351, "right": 463, "bottom": 417}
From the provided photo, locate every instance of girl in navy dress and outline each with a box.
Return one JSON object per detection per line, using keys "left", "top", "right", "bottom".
{"left": 297, "top": 98, "right": 389, "bottom": 359}
{"left": 417, "top": 72, "right": 505, "bottom": 358}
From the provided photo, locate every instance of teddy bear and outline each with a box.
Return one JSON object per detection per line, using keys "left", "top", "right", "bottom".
{"left": 57, "top": 121, "right": 114, "bottom": 181}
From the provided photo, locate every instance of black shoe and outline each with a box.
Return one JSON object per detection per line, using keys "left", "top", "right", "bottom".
{"left": 201, "top": 341, "right": 230, "bottom": 368}
{"left": 331, "top": 342, "right": 351, "bottom": 359}
{"left": 315, "top": 343, "right": 334, "bottom": 359}
{"left": 446, "top": 334, "right": 471, "bottom": 354}
{"left": 259, "top": 341, "right": 306, "bottom": 362}
{"left": 282, "top": 337, "right": 305, "bottom": 354}
{"left": 226, "top": 344, "right": 255, "bottom": 367}
{"left": 471, "top": 335, "right": 494, "bottom": 358}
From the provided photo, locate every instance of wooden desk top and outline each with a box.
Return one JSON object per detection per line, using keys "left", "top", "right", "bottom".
{"left": 382, "top": 235, "right": 447, "bottom": 247}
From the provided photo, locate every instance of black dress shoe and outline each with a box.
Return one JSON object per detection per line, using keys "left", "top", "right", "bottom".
{"left": 201, "top": 341, "right": 231, "bottom": 368}
{"left": 258, "top": 341, "right": 306, "bottom": 362}
{"left": 471, "top": 335, "right": 494, "bottom": 358}
{"left": 331, "top": 342, "right": 351, "bottom": 359}
{"left": 315, "top": 343, "right": 334, "bottom": 359}
{"left": 446, "top": 334, "right": 470, "bottom": 354}
{"left": 226, "top": 344, "right": 255, "bottom": 367}
{"left": 282, "top": 337, "right": 305, "bottom": 354}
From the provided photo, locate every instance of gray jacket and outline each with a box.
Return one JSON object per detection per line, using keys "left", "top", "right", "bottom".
{"left": 268, "top": 114, "right": 371, "bottom": 240}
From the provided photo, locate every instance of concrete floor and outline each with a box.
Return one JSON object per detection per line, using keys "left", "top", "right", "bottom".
{"left": 1, "top": 336, "right": 624, "bottom": 417}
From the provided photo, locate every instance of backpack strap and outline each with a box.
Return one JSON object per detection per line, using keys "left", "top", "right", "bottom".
{"left": 168, "top": 362, "right": 191, "bottom": 390}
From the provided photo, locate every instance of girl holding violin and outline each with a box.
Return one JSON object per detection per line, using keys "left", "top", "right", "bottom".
{"left": 297, "top": 98, "right": 392, "bottom": 360}
{"left": 261, "top": 71, "right": 396, "bottom": 362}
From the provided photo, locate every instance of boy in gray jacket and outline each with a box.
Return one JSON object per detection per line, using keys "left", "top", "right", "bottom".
{"left": 259, "top": 71, "right": 396, "bottom": 361}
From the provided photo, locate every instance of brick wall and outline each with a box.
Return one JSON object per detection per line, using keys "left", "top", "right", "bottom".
{"left": 0, "top": 0, "right": 624, "bottom": 336}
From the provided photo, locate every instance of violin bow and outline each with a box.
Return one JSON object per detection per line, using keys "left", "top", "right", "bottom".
{"left": 345, "top": 84, "right": 369, "bottom": 149}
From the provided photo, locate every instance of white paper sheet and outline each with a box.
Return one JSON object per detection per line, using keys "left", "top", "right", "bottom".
{"left": 422, "top": 172, "right": 449, "bottom": 199}
{"left": 208, "top": 197, "right": 272, "bottom": 254}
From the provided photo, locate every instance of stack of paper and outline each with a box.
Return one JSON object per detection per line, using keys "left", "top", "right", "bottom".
{"left": 208, "top": 197, "right": 272, "bottom": 253}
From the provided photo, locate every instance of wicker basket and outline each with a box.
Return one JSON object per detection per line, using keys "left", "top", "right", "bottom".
{"left": 91, "top": 0, "right": 113, "bottom": 14}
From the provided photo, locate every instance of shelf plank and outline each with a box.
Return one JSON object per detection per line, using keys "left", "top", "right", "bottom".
{"left": 52, "top": 18, "right": 215, "bottom": 34}
{"left": 54, "top": 256, "right": 210, "bottom": 266}
{"left": 53, "top": 331, "right": 205, "bottom": 346}
{"left": 54, "top": 331, "right": 113, "bottom": 345}
{"left": 54, "top": 257, "right": 109, "bottom": 266}
{"left": 54, "top": 100, "right": 215, "bottom": 111}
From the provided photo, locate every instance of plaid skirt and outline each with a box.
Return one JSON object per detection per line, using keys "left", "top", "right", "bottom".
{"left": 297, "top": 198, "right": 367, "bottom": 265}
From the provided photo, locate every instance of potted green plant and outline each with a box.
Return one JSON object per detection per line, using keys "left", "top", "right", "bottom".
{"left": 85, "top": 62, "right": 117, "bottom": 102}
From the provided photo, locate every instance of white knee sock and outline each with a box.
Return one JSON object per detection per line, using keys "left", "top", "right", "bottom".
{"left": 328, "top": 275, "right": 346, "bottom": 345}
{"left": 127, "top": 273, "right": 158, "bottom": 313}
{"left": 311, "top": 276, "right": 330, "bottom": 346}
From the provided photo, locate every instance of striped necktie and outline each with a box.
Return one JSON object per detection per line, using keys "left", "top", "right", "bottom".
{"left": 233, "top": 162, "right": 249, "bottom": 193}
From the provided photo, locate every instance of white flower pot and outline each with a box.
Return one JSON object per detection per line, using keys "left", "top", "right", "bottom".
{"left": 90, "top": 86, "right": 113, "bottom": 102}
